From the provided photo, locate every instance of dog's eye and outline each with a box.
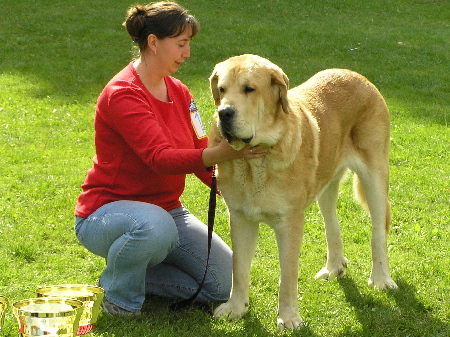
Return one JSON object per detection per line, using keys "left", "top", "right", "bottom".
{"left": 219, "top": 87, "right": 225, "bottom": 93}
{"left": 244, "top": 86, "right": 255, "bottom": 94}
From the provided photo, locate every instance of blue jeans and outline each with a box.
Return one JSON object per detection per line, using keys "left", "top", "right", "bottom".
{"left": 75, "top": 201, "right": 232, "bottom": 312}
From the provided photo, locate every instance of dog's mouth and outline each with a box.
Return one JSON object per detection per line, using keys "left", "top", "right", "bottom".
{"left": 221, "top": 128, "right": 253, "bottom": 146}
{"left": 218, "top": 106, "right": 253, "bottom": 148}
{"left": 223, "top": 132, "right": 253, "bottom": 144}
{"left": 241, "top": 136, "right": 253, "bottom": 143}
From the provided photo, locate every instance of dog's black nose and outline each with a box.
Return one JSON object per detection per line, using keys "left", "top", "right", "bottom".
{"left": 218, "top": 107, "right": 235, "bottom": 121}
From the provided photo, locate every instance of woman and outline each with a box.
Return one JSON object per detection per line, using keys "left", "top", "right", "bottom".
{"left": 74, "top": 1, "right": 266, "bottom": 316}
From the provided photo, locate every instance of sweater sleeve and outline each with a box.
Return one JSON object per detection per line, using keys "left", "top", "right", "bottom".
{"left": 101, "top": 84, "right": 208, "bottom": 176}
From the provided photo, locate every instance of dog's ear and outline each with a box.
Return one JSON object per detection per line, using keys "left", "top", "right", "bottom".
{"left": 209, "top": 65, "right": 221, "bottom": 106}
{"left": 271, "top": 68, "right": 291, "bottom": 114}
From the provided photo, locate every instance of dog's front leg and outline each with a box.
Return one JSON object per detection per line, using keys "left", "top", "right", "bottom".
{"left": 213, "top": 211, "right": 259, "bottom": 320}
{"left": 274, "top": 219, "right": 304, "bottom": 330}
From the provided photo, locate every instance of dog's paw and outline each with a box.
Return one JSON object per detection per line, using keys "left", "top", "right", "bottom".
{"left": 213, "top": 301, "right": 248, "bottom": 320}
{"left": 315, "top": 267, "right": 336, "bottom": 280}
{"left": 315, "top": 257, "right": 348, "bottom": 280}
{"left": 277, "top": 315, "right": 303, "bottom": 331}
{"left": 277, "top": 305, "right": 302, "bottom": 331}
{"left": 368, "top": 275, "right": 398, "bottom": 290}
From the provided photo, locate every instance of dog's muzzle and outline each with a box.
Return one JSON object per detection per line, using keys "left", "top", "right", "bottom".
{"left": 218, "top": 106, "right": 235, "bottom": 142}
{"left": 218, "top": 106, "right": 253, "bottom": 144}
{"left": 218, "top": 106, "right": 235, "bottom": 124}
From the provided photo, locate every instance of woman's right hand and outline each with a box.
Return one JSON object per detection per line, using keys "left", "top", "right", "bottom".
{"left": 202, "top": 139, "right": 268, "bottom": 167}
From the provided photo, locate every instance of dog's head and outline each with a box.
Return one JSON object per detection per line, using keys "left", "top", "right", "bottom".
{"left": 209, "top": 54, "right": 291, "bottom": 150}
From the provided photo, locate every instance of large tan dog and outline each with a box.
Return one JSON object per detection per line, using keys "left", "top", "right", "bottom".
{"left": 208, "top": 54, "right": 398, "bottom": 330}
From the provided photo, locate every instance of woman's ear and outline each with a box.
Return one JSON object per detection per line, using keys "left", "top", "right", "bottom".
{"left": 147, "top": 34, "right": 158, "bottom": 54}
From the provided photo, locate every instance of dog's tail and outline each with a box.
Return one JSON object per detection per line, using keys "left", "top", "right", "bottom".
{"left": 353, "top": 174, "right": 391, "bottom": 234}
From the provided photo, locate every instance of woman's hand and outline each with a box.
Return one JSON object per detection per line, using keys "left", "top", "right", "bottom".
{"left": 202, "top": 139, "right": 268, "bottom": 167}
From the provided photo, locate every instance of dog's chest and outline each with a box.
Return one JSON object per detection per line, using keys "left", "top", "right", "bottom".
{"left": 220, "top": 157, "right": 270, "bottom": 190}
{"left": 217, "top": 158, "right": 296, "bottom": 220}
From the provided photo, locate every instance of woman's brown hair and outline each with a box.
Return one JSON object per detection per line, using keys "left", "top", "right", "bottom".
{"left": 123, "top": 2, "right": 199, "bottom": 52}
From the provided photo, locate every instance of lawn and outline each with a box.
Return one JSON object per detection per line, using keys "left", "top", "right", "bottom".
{"left": 0, "top": 0, "right": 449, "bottom": 336}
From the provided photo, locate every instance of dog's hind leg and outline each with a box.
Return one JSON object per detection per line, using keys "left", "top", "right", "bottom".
{"left": 352, "top": 160, "right": 398, "bottom": 290}
{"left": 315, "top": 169, "right": 349, "bottom": 280}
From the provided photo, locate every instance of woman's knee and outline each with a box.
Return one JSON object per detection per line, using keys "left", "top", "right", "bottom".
{"left": 76, "top": 201, "right": 179, "bottom": 258}
{"left": 119, "top": 202, "right": 179, "bottom": 254}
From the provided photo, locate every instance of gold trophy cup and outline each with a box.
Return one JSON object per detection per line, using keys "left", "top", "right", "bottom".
{"left": 0, "top": 296, "right": 8, "bottom": 335}
{"left": 36, "top": 285, "right": 104, "bottom": 335}
{"left": 13, "top": 297, "right": 83, "bottom": 337}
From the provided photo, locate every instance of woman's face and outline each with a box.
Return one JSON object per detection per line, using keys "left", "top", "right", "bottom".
{"left": 155, "top": 26, "right": 192, "bottom": 76}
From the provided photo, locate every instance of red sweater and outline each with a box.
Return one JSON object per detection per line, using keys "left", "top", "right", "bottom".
{"left": 75, "top": 62, "right": 212, "bottom": 218}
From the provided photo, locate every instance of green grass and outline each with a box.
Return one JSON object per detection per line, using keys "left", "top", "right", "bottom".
{"left": 0, "top": 0, "right": 449, "bottom": 336}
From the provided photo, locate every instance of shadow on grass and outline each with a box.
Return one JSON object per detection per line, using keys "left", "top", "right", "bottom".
{"left": 93, "top": 302, "right": 214, "bottom": 337}
{"left": 92, "top": 295, "right": 320, "bottom": 337}
{"left": 337, "top": 277, "right": 449, "bottom": 337}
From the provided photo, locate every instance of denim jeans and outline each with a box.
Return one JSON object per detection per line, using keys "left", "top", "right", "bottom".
{"left": 75, "top": 200, "right": 232, "bottom": 312}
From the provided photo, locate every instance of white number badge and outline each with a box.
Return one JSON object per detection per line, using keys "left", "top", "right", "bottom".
{"left": 189, "top": 101, "right": 207, "bottom": 139}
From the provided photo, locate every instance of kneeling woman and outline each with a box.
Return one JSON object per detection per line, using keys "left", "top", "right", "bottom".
{"left": 74, "top": 1, "right": 265, "bottom": 315}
